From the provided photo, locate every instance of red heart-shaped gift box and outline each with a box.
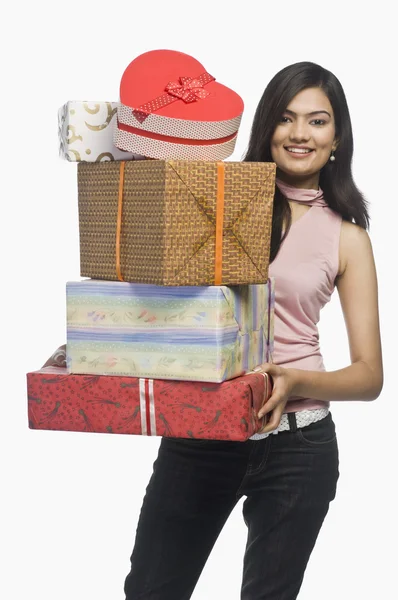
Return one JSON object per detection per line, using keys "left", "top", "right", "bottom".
{"left": 114, "top": 49, "right": 244, "bottom": 160}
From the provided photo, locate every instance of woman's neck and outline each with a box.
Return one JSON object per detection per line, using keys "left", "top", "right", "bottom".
{"left": 276, "top": 170, "right": 320, "bottom": 191}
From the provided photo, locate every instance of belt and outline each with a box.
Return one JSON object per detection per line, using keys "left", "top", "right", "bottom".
{"left": 250, "top": 408, "right": 330, "bottom": 441}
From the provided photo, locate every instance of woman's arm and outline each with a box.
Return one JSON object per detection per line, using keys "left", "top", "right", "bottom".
{"left": 290, "top": 222, "right": 383, "bottom": 402}
{"left": 256, "top": 222, "right": 383, "bottom": 430}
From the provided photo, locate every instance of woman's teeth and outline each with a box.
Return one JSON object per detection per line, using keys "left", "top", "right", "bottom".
{"left": 286, "top": 148, "right": 312, "bottom": 154}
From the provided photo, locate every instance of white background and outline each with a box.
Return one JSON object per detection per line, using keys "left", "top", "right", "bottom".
{"left": 1, "top": 1, "right": 396, "bottom": 599}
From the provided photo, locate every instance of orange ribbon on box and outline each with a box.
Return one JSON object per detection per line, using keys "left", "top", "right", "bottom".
{"left": 214, "top": 162, "right": 225, "bottom": 285}
{"left": 116, "top": 161, "right": 125, "bottom": 282}
{"left": 115, "top": 160, "right": 226, "bottom": 284}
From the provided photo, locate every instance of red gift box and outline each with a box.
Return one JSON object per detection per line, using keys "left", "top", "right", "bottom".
{"left": 27, "top": 367, "right": 272, "bottom": 441}
{"left": 114, "top": 49, "right": 244, "bottom": 160}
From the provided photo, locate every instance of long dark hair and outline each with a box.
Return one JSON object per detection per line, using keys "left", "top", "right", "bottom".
{"left": 243, "top": 61, "right": 370, "bottom": 263}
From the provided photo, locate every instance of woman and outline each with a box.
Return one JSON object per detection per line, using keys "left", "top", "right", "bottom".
{"left": 45, "top": 61, "right": 383, "bottom": 599}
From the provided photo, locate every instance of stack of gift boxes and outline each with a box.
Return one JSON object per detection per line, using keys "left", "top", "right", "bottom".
{"left": 27, "top": 49, "right": 277, "bottom": 441}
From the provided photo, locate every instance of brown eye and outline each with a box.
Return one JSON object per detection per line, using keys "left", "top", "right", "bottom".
{"left": 311, "top": 119, "right": 326, "bottom": 126}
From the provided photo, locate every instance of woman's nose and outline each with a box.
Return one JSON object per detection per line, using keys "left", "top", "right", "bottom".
{"left": 289, "top": 119, "right": 310, "bottom": 142}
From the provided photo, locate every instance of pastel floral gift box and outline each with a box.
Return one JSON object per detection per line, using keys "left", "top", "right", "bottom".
{"left": 66, "top": 279, "right": 275, "bottom": 383}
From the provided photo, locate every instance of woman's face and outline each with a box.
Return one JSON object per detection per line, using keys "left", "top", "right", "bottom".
{"left": 270, "top": 87, "right": 337, "bottom": 189}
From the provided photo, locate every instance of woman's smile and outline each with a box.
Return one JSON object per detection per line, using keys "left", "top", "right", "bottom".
{"left": 284, "top": 145, "right": 315, "bottom": 158}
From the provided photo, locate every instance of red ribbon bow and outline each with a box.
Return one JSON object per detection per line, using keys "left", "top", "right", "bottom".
{"left": 165, "top": 76, "right": 210, "bottom": 103}
{"left": 130, "top": 71, "right": 215, "bottom": 123}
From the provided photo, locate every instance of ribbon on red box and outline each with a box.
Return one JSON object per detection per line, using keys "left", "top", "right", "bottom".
{"left": 139, "top": 378, "right": 156, "bottom": 435}
{"left": 132, "top": 71, "right": 215, "bottom": 124}
{"left": 165, "top": 76, "right": 210, "bottom": 102}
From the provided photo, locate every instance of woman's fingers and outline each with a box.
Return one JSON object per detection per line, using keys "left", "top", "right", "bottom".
{"left": 258, "top": 391, "right": 284, "bottom": 418}
{"left": 253, "top": 362, "right": 271, "bottom": 372}
{"left": 259, "top": 404, "right": 284, "bottom": 434}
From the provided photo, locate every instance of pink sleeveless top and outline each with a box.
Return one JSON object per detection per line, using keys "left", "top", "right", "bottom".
{"left": 269, "top": 178, "right": 343, "bottom": 413}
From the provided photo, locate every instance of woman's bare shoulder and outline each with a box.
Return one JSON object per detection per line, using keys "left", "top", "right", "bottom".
{"left": 337, "top": 220, "right": 371, "bottom": 278}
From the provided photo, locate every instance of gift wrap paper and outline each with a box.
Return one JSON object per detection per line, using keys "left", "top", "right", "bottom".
{"left": 78, "top": 159, "right": 276, "bottom": 285}
{"left": 66, "top": 279, "right": 275, "bottom": 382}
{"left": 58, "top": 101, "right": 144, "bottom": 162}
{"left": 27, "top": 367, "right": 272, "bottom": 441}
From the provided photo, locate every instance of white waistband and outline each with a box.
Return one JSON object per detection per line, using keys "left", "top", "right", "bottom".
{"left": 250, "top": 408, "right": 329, "bottom": 441}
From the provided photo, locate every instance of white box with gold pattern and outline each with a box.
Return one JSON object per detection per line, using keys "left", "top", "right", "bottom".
{"left": 58, "top": 101, "right": 145, "bottom": 162}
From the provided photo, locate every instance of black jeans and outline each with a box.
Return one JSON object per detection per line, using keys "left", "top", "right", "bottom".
{"left": 124, "top": 412, "right": 339, "bottom": 600}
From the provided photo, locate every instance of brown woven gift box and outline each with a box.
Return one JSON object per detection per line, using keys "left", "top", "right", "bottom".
{"left": 78, "top": 159, "right": 276, "bottom": 286}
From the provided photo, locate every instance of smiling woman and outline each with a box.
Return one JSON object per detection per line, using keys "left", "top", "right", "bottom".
{"left": 122, "top": 62, "right": 383, "bottom": 600}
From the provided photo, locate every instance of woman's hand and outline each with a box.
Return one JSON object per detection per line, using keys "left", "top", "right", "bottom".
{"left": 253, "top": 363, "right": 298, "bottom": 434}
{"left": 42, "top": 345, "right": 67, "bottom": 369}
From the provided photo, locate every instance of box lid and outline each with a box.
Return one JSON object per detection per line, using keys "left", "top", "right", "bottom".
{"left": 119, "top": 49, "right": 244, "bottom": 135}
